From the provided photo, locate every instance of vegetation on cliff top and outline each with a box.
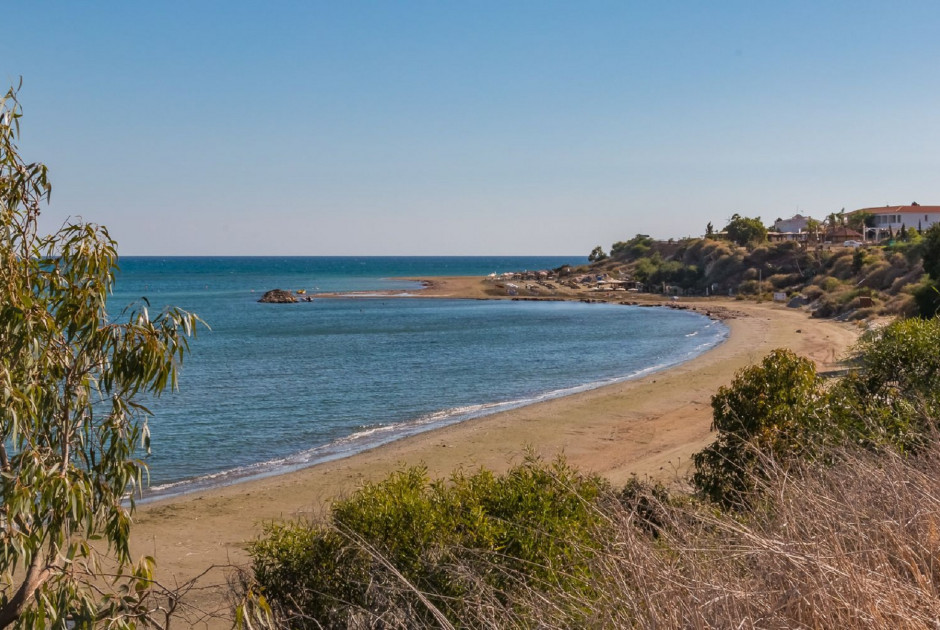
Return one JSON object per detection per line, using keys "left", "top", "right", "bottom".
{"left": 576, "top": 225, "right": 940, "bottom": 319}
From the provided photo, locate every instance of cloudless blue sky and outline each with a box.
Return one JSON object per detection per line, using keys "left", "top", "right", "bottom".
{"left": 4, "top": 1, "right": 940, "bottom": 255}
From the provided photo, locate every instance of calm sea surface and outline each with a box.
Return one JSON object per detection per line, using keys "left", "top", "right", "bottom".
{"left": 110, "top": 257, "right": 728, "bottom": 497}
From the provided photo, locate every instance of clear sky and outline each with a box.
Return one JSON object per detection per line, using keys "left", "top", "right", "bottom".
{"left": 4, "top": 1, "right": 940, "bottom": 255}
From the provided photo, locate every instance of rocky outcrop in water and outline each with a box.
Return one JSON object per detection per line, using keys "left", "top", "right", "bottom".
{"left": 258, "top": 289, "right": 297, "bottom": 303}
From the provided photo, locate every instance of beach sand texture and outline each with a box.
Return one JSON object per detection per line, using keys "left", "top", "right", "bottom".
{"left": 130, "top": 279, "right": 861, "bottom": 624}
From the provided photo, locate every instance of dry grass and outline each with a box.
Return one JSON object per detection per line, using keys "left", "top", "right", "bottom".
{"left": 504, "top": 446, "right": 940, "bottom": 630}
{"left": 291, "top": 445, "right": 940, "bottom": 629}
{"left": 245, "top": 444, "right": 940, "bottom": 628}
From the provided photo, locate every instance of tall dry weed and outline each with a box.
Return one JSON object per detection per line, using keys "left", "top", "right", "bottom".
{"left": 511, "top": 447, "right": 940, "bottom": 629}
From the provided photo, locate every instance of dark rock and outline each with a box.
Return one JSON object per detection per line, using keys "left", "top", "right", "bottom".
{"left": 258, "top": 289, "right": 297, "bottom": 304}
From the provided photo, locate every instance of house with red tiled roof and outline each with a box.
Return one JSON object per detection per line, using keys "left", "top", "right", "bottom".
{"left": 823, "top": 226, "right": 863, "bottom": 241}
{"left": 851, "top": 203, "right": 940, "bottom": 232}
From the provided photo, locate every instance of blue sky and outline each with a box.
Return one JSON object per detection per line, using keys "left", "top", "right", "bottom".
{"left": 4, "top": 1, "right": 940, "bottom": 255}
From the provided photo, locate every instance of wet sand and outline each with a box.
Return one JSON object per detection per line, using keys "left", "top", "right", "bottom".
{"left": 130, "top": 279, "right": 862, "bottom": 625}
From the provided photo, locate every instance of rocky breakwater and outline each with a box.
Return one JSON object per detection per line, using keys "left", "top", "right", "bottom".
{"left": 258, "top": 289, "right": 297, "bottom": 303}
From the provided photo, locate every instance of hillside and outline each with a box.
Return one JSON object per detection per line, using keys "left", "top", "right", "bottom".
{"left": 575, "top": 235, "right": 930, "bottom": 319}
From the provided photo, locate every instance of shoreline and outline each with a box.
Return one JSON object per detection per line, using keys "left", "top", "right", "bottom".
{"left": 141, "top": 300, "right": 728, "bottom": 503}
{"left": 130, "top": 278, "right": 862, "bottom": 623}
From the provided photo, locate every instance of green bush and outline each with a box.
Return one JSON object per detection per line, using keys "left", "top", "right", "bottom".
{"left": 611, "top": 234, "right": 655, "bottom": 261}
{"left": 693, "top": 322, "right": 940, "bottom": 509}
{"left": 819, "top": 276, "right": 842, "bottom": 292}
{"left": 248, "top": 456, "right": 609, "bottom": 627}
{"left": 849, "top": 317, "right": 940, "bottom": 404}
{"left": 692, "top": 349, "right": 828, "bottom": 507}
{"left": 921, "top": 224, "right": 940, "bottom": 280}
{"left": 249, "top": 525, "right": 371, "bottom": 626}
{"left": 914, "top": 281, "right": 940, "bottom": 318}
{"left": 851, "top": 248, "right": 865, "bottom": 273}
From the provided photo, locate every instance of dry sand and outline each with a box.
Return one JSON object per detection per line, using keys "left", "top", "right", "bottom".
{"left": 130, "top": 278, "right": 863, "bottom": 624}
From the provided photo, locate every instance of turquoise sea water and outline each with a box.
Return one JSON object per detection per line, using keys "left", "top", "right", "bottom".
{"left": 111, "top": 257, "right": 728, "bottom": 497}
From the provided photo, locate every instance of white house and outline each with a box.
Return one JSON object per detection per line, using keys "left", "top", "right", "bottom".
{"left": 773, "top": 214, "right": 814, "bottom": 233}
{"left": 852, "top": 204, "right": 940, "bottom": 232}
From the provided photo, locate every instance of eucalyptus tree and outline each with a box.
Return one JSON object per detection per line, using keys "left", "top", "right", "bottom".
{"left": 0, "top": 86, "right": 199, "bottom": 626}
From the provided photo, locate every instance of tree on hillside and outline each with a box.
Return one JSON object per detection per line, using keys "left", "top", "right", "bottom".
{"left": 610, "top": 234, "right": 654, "bottom": 260}
{"left": 921, "top": 224, "right": 940, "bottom": 281}
{"left": 846, "top": 211, "right": 874, "bottom": 232}
{"left": 915, "top": 224, "right": 940, "bottom": 317}
{"left": 705, "top": 222, "right": 714, "bottom": 238}
{"left": 588, "top": 245, "right": 607, "bottom": 262}
{"left": 805, "top": 218, "right": 822, "bottom": 243}
{"left": 723, "top": 214, "right": 767, "bottom": 247}
{"left": 826, "top": 209, "right": 847, "bottom": 229}
{"left": 0, "top": 86, "right": 199, "bottom": 626}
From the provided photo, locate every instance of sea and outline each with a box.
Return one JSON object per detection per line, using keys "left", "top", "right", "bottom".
{"left": 109, "top": 256, "right": 729, "bottom": 498}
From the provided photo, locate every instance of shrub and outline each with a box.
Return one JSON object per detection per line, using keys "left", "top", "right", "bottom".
{"left": 829, "top": 252, "right": 856, "bottom": 279}
{"left": 860, "top": 261, "right": 907, "bottom": 291}
{"left": 249, "top": 525, "right": 371, "bottom": 626}
{"left": 692, "top": 349, "right": 827, "bottom": 507}
{"left": 818, "top": 276, "right": 842, "bottom": 292}
{"left": 824, "top": 317, "right": 940, "bottom": 454}
{"left": 736, "top": 279, "right": 760, "bottom": 295}
{"left": 889, "top": 267, "right": 924, "bottom": 295}
{"left": 880, "top": 293, "right": 917, "bottom": 317}
{"left": 914, "top": 281, "right": 940, "bottom": 318}
{"left": 849, "top": 316, "right": 940, "bottom": 401}
{"left": 802, "top": 285, "right": 824, "bottom": 301}
{"left": 617, "top": 476, "right": 672, "bottom": 538}
{"left": 768, "top": 272, "right": 802, "bottom": 289}
{"left": 852, "top": 248, "right": 868, "bottom": 273}
{"left": 704, "top": 251, "right": 743, "bottom": 285}
{"left": 248, "top": 456, "right": 609, "bottom": 627}
{"left": 922, "top": 224, "right": 940, "bottom": 280}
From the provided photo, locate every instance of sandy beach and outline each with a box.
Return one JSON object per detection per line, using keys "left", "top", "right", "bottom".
{"left": 130, "top": 278, "right": 862, "bottom": 624}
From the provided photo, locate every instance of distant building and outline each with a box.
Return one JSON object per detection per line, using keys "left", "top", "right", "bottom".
{"left": 822, "top": 226, "right": 863, "bottom": 242}
{"left": 773, "top": 214, "right": 814, "bottom": 233}
{"left": 851, "top": 204, "right": 940, "bottom": 232}
{"left": 767, "top": 231, "right": 808, "bottom": 243}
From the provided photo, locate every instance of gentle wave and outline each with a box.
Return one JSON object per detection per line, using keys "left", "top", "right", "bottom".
{"left": 141, "top": 320, "right": 728, "bottom": 502}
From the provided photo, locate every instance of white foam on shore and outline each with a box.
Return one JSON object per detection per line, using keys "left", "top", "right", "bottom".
{"left": 141, "top": 315, "right": 729, "bottom": 503}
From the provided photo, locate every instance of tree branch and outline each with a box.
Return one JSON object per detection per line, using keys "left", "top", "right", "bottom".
{"left": 0, "top": 554, "right": 55, "bottom": 628}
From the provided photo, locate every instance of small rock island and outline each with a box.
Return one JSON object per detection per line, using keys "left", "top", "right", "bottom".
{"left": 258, "top": 289, "right": 297, "bottom": 303}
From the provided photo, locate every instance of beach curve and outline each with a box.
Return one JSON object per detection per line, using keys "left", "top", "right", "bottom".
{"left": 129, "top": 280, "right": 861, "bottom": 624}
